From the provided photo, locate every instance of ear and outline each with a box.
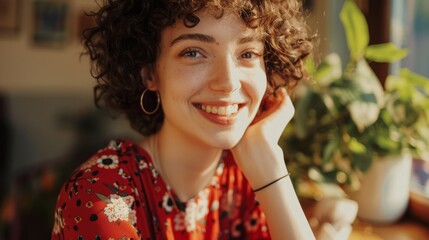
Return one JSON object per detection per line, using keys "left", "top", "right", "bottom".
{"left": 140, "top": 65, "right": 158, "bottom": 91}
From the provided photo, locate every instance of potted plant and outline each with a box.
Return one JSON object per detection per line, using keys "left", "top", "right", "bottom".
{"left": 280, "top": 0, "right": 429, "bottom": 223}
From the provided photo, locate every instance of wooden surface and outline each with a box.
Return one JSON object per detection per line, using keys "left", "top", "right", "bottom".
{"left": 301, "top": 198, "right": 429, "bottom": 240}
{"left": 350, "top": 216, "right": 429, "bottom": 240}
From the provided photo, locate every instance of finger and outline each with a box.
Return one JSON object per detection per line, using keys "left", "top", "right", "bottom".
{"left": 273, "top": 88, "right": 295, "bottom": 127}
{"left": 253, "top": 90, "right": 282, "bottom": 124}
{"left": 256, "top": 88, "right": 295, "bottom": 129}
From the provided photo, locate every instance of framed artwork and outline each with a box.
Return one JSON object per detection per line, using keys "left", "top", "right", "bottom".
{"left": 0, "top": 0, "right": 20, "bottom": 32}
{"left": 32, "top": 0, "right": 70, "bottom": 47}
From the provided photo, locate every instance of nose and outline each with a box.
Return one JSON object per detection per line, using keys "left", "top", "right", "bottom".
{"left": 209, "top": 56, "right": 241, "bottom": 93}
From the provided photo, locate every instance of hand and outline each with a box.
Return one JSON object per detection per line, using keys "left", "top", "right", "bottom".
{"left": 252, "top": 87, "right": 295, "bottom": 141}
{"left": 231, "top": 87, "right": 295, "bottom": 189}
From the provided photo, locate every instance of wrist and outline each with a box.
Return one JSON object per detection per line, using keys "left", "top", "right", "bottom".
{"left": 252, "top": 172, "right": 290, "bottom": 192}
{"left": 238, "top": 146, "right": 288, "bottom": 189}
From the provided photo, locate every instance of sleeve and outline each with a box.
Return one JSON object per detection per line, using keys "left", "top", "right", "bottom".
{"left": 51, "top": 147, "right": 140, "bottom": 239}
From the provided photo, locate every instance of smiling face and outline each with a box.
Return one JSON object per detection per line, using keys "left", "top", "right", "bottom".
{"left": 146, "top": 9, "right": 268, "bottom": 149}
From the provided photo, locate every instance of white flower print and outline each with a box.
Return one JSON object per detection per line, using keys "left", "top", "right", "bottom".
{"left": 150, "top": 164, "right": 159, "bottom": 179}
{"left": 182, "top": 189, "right": 210, "bottom": 233}
{"left": 52, "top": 208, "right": 65, "bottom": 234}
{"left": 118, "top": 168, "right": 129, "bottom": 179}
{"left": 185, "top": 200, "right": 197, "bottom": 232}
{"left": 86, "top": 201, "right": 94, "bottom": 208}
{"left": 80, "top": 156, "right": 97, "bottom": 170}
{"left": 96, "top": 155, "right": 119, "bottom": 169}
{"left": 108, "top": 140, "right": 121, "bottom": 150}
{"left": 211, "top": 200, "right": 219, "bottom": 211}
{"left": 139, "top": 160, "right": 148, "bottom": 170}
{"left": 195, "top": 189, "right": 209, "bottom": 220}
{"left": 174, "top": 212, "right": 186, "bottom": 231}
{"left": 162, "top": 192, "right": 174, "bottom": 213}
{"left": 103, "top": 194, "right": 137, "bottom": 225}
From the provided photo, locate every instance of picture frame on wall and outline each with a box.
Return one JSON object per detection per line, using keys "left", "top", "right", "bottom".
{"left": 0, "top": 0, "right": 20, "bottom": 32}
{"left": 32, "top": 0, "right": 70, "bottom": 47}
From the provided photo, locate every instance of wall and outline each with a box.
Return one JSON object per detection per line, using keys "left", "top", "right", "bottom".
{"left": 0, "top": 0, "right": 138, "bottom": 183}
{"left": 0, "top": 0, "right": 95, "bottom": 95}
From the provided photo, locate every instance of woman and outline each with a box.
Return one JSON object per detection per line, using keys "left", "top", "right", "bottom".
{"left": 52, "top": 0, "right": 314, "bottom": 239}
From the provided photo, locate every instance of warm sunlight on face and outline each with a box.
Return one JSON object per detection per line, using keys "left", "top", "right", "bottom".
{"left": 149, "top": 9, "right": 268, "bottom": 149}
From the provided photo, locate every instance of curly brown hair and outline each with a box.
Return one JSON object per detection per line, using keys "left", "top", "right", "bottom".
{"left": 83, "top": 0, "right": 313, "bottom": 136}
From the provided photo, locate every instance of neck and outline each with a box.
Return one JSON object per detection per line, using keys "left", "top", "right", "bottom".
{"left": 143, "top": 128, "right": 222, "bottom": 201}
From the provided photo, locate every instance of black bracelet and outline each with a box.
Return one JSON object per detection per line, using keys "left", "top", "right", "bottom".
{"left": 252, "top": 173, "right": 290, "bottom": 193}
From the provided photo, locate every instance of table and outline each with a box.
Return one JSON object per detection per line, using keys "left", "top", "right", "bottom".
{"left": 350, "top": 214, "right": 429, "bottom": 240}
{"left": 301, "top": 198, "right": 429, "bottom": 240}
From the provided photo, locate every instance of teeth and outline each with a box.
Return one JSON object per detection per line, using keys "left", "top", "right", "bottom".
{"left": 201, "top": 104, "right": 239, "bottom": 116}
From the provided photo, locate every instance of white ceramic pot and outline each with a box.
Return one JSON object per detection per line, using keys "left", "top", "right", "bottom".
{"left": 347, "top": 153, "right": 412, "bottom": 224}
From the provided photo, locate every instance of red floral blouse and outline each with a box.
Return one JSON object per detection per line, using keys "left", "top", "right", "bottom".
{"left": 52, "top": 139, "right": 271, "bottom": 239}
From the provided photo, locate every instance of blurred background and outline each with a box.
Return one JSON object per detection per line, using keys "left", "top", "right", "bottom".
{"left": 0, "top": 0, "right": 428, "bottom": 239}
{"left": 0, "top": 0, "right": 140, "bottom": 239}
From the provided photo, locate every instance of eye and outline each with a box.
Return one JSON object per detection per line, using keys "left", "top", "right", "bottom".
{"left": 179, "top": 48, "right": 205, "bottom": 58}
{"left": 241, "top": 52, "right": 254, "bottom": 59}
{"left": 240, "top": 51, "right": 262, "bottom": 60}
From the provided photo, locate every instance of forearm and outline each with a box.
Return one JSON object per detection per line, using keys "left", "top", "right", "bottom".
{"left": 233, "top": 144, "right": 315, "bottom": 240}
{"left": 255, "top": 174, "right": 315, "bottom": 240}
{"left": 231, "top": 89, "right": 314, "bottom": 239}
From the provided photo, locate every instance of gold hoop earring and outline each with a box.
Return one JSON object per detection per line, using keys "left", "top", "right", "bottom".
{"left": 140, "top": 89, "right": 160, "bottom": 115}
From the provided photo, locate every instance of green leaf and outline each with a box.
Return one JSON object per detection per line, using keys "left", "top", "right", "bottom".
{"left": 385, "top": 75, "right": 405, "bottom": 93}
{"left": 399, "top": 68, "right": 429, "bottom": 92}
{"left": 313, "top": 53, "right": 343, "bottom": 86}
{"left": 351, "top": 151, "right": 372, "bottom": 173}
{"left": 323, "top": 139, "right": 339, "bottom": 165}
{"left": 340, "top": 0, "right": 369, "bottom": 59}
{"left": 295, "top": 90, "right": 326, "bottom": 138}
{"left": 95, "top": 193, "right": 112, "bottom": 204}
{"left": 365, "top": 43, "right": 408, "bottom": 62}
{"left": 330, "top": 79, "right": 362, "bottom": 105}
{"left": 348, "top": 137, "right": 366, "bottom": 153}
{"left": 294, "top": 91, "right": 312, "bottom": 138}
{"left": 103, "top": 183, "right": 119, "bottom": 194}
{"left": 348, "top": 101, "right": 380, "bottom": 131}
{"left": 348, "top": 59, "right": 384, "bottom": 106}
{"left": 375, "top": 133, "right": 399, "bottom": 153}
{"left": 385, "top": 69, "right": 429, "bottom": 102}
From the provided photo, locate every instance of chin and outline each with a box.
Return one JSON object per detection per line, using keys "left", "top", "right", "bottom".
{"left": 209, "top": 132, "right": 244, "bottom": 150}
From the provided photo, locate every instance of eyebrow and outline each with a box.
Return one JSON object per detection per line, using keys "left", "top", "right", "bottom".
{"left": 238, "top": 36, "right": 264, "bottom": 44}
{"left": 170, "top": 33, "right": 264, "bottom": 46}
{"left": 170, "top": 34, "right": 215, "bottom": 46}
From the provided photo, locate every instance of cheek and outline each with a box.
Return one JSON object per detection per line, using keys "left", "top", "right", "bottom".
{"left": 158, "top": 60, "right": 196, "bottom": 88}
{"left": 250, "top": 70, "right": 268, "bottom": 101}
{"left": 160, "top": 69, "right": 205, "bottom": 102}
{"left": 174, "top": 66, "right": 212, "bottom": 93}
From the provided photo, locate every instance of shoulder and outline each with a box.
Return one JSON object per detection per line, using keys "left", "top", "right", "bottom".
{"left": 76, "top": 139, "right": 151, "bottom": 172}
{"left": 57, "top": 138, "right": 151, "bottom": 198}
{"left": 52, "top": 139, "right": 150, "bottom": 238}
{"left": 65, "top": 139, "right": 152, "bottom": 187}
